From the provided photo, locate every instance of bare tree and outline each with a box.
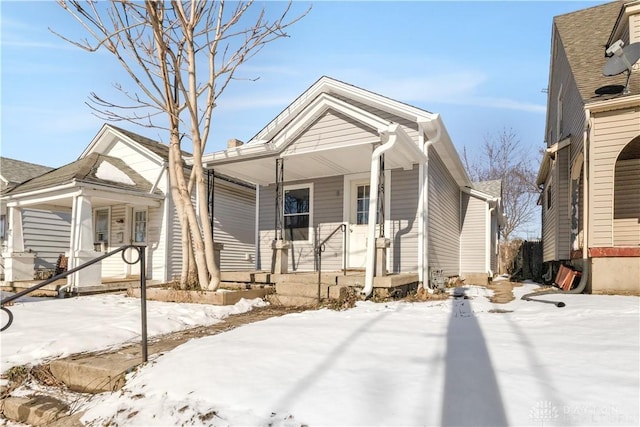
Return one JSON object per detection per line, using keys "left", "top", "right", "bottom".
{"left": 53, "top": 0, "right": 307, "bottom": 290}
{"left": 463, "top": 128, "right": 540, "bottom": 242}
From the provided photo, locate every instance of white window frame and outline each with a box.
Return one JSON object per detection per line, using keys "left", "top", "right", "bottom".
{"left": 94, "top": 208, "right": 110, "bottom": 243}
{"left": 132, "top": 208, "right": 148, "bottom": 244}
{"left": 283, "top": 183, "right": 313, "bottom": 243}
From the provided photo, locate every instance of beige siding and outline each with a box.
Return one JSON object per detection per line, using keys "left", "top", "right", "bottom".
{"left": 389, "top": 167, "right": 419, "bottom": 273}
{"left": 166, "top": 195, "right": 182, "bottom": 282}
{"left": 428, "top": 146, "right": 460, "bottom": 277}
{"left": 284, "top": 109, "right": 378, "bottom": 155}
{"left": 22, "top": 209, "right": 71, "bottom": 270}
{"left": 614, "top": 158, "right": 640, "bottom": 246}
{"left": 590, "top": 109, "right": 640, "bottom": 247}
{"left": 460, "top": 193, "right": 487, "bottom": 273}
{"left": 630, "top": 13, "right": 640, "bottom": 43}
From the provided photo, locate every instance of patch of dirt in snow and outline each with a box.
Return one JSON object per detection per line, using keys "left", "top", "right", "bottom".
{"left": 485, "top": 280, "right": 522, "bottom": 304}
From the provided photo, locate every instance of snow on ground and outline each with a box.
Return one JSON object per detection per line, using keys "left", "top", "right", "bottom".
{"left": 0, "top": 291, "right": 266, "bottom": 374}
{"left": 2, "top": 284, "right": 639, "bottom": 426}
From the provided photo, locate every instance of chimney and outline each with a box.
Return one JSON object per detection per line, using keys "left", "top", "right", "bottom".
{"left": 227, "top": 138, "right": 244, "bottom": 149}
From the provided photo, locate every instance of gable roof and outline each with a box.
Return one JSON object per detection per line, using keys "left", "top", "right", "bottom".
{"left": 202, "top": 76, "right": 471, "bottom": 187}
{"left": 554, "top": 0, "right": 639, "bottom": 102}
{"left": 81, "top": 124, "right": 191, "bottom": 162}
{"left": 0, "top": 157, "right": 53, "bottom": 187}
{"left": 1, "top": 152, "right": 160, "bottom": 197}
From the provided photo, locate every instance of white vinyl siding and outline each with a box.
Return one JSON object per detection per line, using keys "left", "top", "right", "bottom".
{"left": 590, "top": 109, "right": 640, "bottom": 247}
{"left": 460, "top": 193, "right": 487, "bottom": 274}
{"left": 614, "top": 158, "right": 640, "bottom": 246}
{"left": 21, "top": 209, "right": 71, "bottom": 270}
{"left": 389, "top": 166, "right": 419, "bottom": 273}
{"left": 428, "top": 146, "right": 461, "bottom": 277}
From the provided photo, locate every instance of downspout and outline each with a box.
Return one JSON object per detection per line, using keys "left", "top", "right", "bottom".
{"left": 255, "top": 185, "right": 260, "bottom": 269}
{"left": 487, "top": 205, "right": 495, "bottom": 277}
{"left": 420, "top": 120, "right": 441, "bottom": 291}
{"left": 417, "top": 123, "right": 437, "bottom": 290}
{"left": 361, "top": 130, "right": 397, "bottom": 297}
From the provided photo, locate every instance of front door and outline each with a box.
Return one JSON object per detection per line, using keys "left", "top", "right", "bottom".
{"left": 348, "top": 181, "right": 370, "bottom": 269}
{"left": 127, "top": 208, "right": 147, "bottom": 277}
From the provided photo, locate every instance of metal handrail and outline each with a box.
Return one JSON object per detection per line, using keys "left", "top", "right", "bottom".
{"left": 1, "top": 244, "right": 148, "bottom": 362}
{"left": 315, "top": 223, "right": 347, "bottom": 301}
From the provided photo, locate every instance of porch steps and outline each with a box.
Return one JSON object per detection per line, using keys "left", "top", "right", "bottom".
{"left": 0, "top": 395, "right": 83, "bottom": 426}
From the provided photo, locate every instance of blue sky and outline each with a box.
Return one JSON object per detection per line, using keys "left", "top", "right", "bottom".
{"left": 1, "top": 1, "right": 603, "bottom": 181}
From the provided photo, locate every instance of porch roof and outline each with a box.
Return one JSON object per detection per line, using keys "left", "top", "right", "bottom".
{"left": 1, "top": 153, "right": 163, "bottom": 209}
{"left": 201, "top": 77, "right": 470, "bottom": 186}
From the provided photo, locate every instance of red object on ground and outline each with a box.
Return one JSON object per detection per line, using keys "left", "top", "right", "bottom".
{"left": 555, "top": 265, "right": 582, "bottom": 291}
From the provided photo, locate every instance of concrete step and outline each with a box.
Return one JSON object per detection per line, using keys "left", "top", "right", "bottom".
{"left": 1, "top": 396, "right": 73, "bottom": 426}
{"left": 49, "top": 349, "right": 140, "bottom": 393}
{"left": 269, "top": 294, "right": 319, "bottom": 307}
{"left": 276, "top": 281, "right": 349, "bottom": 300}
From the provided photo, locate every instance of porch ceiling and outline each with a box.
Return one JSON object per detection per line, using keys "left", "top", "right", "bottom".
{"left": 207, "top": 142, "right": 419, "bottom": 185}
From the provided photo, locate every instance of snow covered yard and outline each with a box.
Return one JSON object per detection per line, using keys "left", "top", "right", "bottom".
{"left": 1, "top": 284, "right": 639, "bottom": 426}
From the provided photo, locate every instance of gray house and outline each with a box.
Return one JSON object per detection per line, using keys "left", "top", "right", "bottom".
{"left": 1, "top": 125, "right": 255, "bottom": 291}
{"left": 202, "top": 77, "right": 502, "bottom": 295}
{"left": 0, "top": 158, "right": 71, "bottom": 279}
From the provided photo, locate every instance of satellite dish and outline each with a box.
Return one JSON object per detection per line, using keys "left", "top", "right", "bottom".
{"left": 595, "top": 85, "right": 625, "bottom": 96}
{"left": 603, "top": 40, "right": 640, "bottom": 94}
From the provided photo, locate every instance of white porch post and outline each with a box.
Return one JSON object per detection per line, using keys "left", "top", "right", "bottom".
{"left": 68, "top": 195, "right": 101, "bottom": 290}
{"left": 2, "top": 206, "right": 35, "bottom": 281}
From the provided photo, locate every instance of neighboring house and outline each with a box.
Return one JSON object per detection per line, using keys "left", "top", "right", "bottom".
{"left": 1, "top": 124, "right": 255, "bottom": 290}
{"left": 537, "top": 0, "right": 640, "bottom": 294}
{"left": 461, "top": 180, "right": 503, "bottom": 283}
{"left": 202, "top": 76, "right": 503, "bottom": 294}
{"left": 0, "top": 158, "right": 71, "bottom": 277}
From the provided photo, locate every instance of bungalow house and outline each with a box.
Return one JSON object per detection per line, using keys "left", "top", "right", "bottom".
{"left": 1, "top": 124, "right": 255, "bottom": 292}
{"left": 0, "top": 157, "right": 71, "bottom": 280}
{"left": 537, "top": 0, "right": 640, "bottom": 294}
{"left": 202, "top": 77, "right": 502, "bottom": 295}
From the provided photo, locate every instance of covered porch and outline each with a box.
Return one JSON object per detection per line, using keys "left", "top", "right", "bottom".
{"left": 1, "top": 153, "right": 164, "bottom": 293}
{"left": 202, "top": 78, "right": 469, "bottom": 297}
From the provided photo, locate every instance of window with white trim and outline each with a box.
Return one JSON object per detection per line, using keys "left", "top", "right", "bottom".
{"left": 284, "top": 184, "right": 312, "bottom": 241}
{"left": 94, "top": 209, "right": 109, "bottom": 243}
{"left": 133, "top": 209, "right": 147, "bottom": 243}
{"left": 356, "top": 184, "right": 370, "bottom": 225}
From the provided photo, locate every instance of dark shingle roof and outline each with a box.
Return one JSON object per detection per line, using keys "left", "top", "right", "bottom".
{"left": 473, "top": 180, "right": 502, "bottom": 199}
{"left": 554, "top": 1, "right": 639, "bottom": 102}
{"left": 2, "top": 153, "right": 160, "bottom": 196}
{"left": 0, "top": 157, "right": 53, "bottom": 186}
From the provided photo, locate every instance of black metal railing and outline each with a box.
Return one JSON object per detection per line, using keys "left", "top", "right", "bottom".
{"left": 315, "top": 224, "right": 347, "bottom": 301}
{"left": 1, "top": 244, "right": 148, "bottom": 362}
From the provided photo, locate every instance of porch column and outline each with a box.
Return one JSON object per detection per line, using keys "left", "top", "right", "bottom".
{"left": 68, "top": 195, "right": 101, "bottom": 289}
{"left": 2, "top": 206, "right": 35, "bottom": 281}
{"left": 272, "top": 157, "right": 290, "bottom": 273}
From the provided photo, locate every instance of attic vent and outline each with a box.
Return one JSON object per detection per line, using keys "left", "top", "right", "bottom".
{"left": 96, "top": 161, "right": 135, "bottom": 186}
